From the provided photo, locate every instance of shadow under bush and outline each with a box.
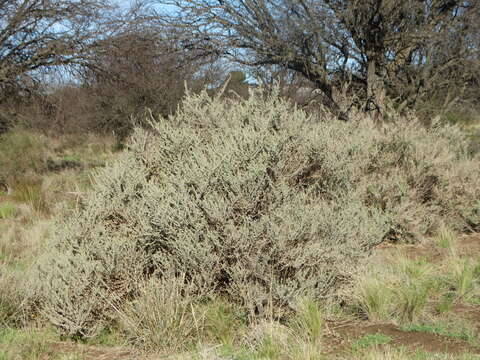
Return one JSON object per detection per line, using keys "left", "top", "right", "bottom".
{"left": 29, "top": 89, "right": 480, "bottom": 338}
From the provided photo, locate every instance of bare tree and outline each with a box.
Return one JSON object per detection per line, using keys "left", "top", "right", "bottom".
{"left": 0, "top": 0, "right": 116, "bottom": 95}
{"left": 157, "top": 0, "right": 479, "bottom": 119}
{"left": 0, "top": 0, "right": 125, "bottom": 133}
{"left": 76, "top": 24, "right": 222, "bottom": 137}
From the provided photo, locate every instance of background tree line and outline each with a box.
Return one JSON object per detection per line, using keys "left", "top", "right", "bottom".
{"left": 1, "top": 0, "right": 479, "bottom": 137}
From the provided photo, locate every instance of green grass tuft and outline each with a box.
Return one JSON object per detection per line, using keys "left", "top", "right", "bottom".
{"left": 0, "top": 202, "right": 16, "bottom": 220}
{"left": 404, "top": 322, "right": 478, "bottom": 346}
{"left": 351, "top": 333, "right": 393, "bottom": 353}
{"left": 436, "top": 226, "right": 457, "bottom": 250}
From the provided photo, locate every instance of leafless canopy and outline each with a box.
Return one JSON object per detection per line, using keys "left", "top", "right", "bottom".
{"left": 0, "top": 0, "right": 116, "bottom": 95}
{"left": 158, "top": 0, "right": 480, "bottom": 119}
{"left": 75, "top": 28, "right": 219, "bottom": 137}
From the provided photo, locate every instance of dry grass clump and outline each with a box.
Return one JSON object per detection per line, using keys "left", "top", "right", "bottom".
{"left": 0, "top": 269, "right": 24, "bottom": 327}
{"left": 0, "top": 129, "right": 51, "bottom": 187}
{"left": 0, "top": 218, "right": 55, "bottom": 327}
{"left": 119, "top": 275, "right": 204, "bottom": 352}
{"left": 352, "top": 230, "right": 480, "bottom": 327}
{"left": 29, "top": 89, "right": 480, "bottom": 338}
{"left": 12, "top": 180, "right": 50, "bottom": 214}
{"left": 351, "top": 255, "right": 435, "bottom": 324}
{"left": 0, "top": 128, "right": 116, "bottom": 195}
{"left": 241, "top": 302, "right": 324, "bottom": 360}
{"left": 0, "top": 218, "right": 54, "bottom": 265}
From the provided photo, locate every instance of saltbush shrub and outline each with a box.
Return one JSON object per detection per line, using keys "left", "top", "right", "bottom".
{"left": 29, "top": 89, "right": 480, "bottom": 337}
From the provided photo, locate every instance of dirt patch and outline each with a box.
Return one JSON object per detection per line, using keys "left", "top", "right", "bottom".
{"left": 372, "top": 240, "right": 443, "bottom": 263}
{"left": 457, "top": 234, "right": 480, "bottom": 257}
{"left": 373, "top": 233, "right": 480, "bottom": 263}
{"left": 448, "top": 304, "right": 480, "bottom": 329}
{"left": 330, "top": 322, "right": 480, "bottom": 356}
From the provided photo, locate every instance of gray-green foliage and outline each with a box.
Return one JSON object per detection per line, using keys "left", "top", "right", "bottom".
{"left": 29, "top": 89, "right": 480, "bottom": 337}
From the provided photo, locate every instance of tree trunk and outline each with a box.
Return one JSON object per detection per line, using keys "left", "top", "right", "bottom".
{"left": 366, "top": 57, "right": 386, "bottom": 116}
